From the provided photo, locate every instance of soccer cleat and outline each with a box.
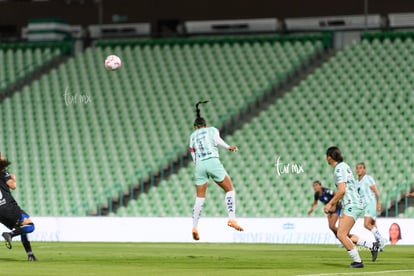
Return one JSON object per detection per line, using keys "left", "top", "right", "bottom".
{"left": 349, "top": 262, "right": 364, "bottom": 268}
{"left": 2, "top": 232, "right": 12, "bottom": 249}
{"left": 227, "top": 220, "right": 244, "bottom": 231}
{"left": 28, "top": 254, "right": 37, "bottom": 262}
{"left": 192, "top": 228, "right": 199, "bottom": 241}
{"left": 371, "top": 241, "right": 380, "bottom": 262}
{"left": 379, "top": 238, "right": 387, "bottom": 252}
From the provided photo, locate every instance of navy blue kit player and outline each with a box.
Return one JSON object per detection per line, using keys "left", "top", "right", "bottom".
{"left": 0, "top": 153, "right": 37, "bottom": 261}
{"left": 307, "top": 180, "right": 342, "bottom": 235}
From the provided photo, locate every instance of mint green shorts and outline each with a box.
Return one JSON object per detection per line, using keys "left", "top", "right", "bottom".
{"left": 194, "top": 158, "right": 228, "bottom": 185}
{"left": 364, "top": 200, "right": 377, "bottom": 220}
{"left": 342, "top": 204, "right": 365, "bottom": 221}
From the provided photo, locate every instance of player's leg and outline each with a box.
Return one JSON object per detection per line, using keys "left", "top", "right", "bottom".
{"left": 2, "top": 210, "right": 35, "bottom": 249}
{"left": 364, "top": 216, "right": 379, "bottom": 239}
{"left": 350, "top": 232, "right": 375, "bottom": 249}
{"left": 364, "top": 201, "right": 384, "bottom": 248}
{"left": 20, "top": 212, "right": 37, "bottom": 261}
{"left": 337, "top": 214, "right": 363, "bottom": 267}
{"left": 327, "top": 212, "right": 339, "bottom": 236}
{"left": 0, "top": 215, "right": 15, "bottom": 249}
{"left": 2, "top": 212, "right": 35, "bottom": 250}
{"left": 192, "top": 183, "right": 207, "bottom": 240}
{"left": 215, "top": 175, "right": 243, "bottom": 231}
{"left": 21, "top": 233, "right": 37, "bottom": 261}
{"left": 209, "top": 158, "right": 243, "bottom": 231}
{"left": 191, "top": 161, "right": 209, "bottom": 240}
{"left": 364, "top": 200, "right": 385, "bottom": 250}
{"left": 349, "top": 230, "right": 379, "bottom": 262}
{"left": 10, "top": 215, "right": 35, "bottom": 237}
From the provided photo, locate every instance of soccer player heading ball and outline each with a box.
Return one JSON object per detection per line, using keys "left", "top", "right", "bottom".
{"left": 189, "top": 101, "right": 243, "bottom": 240}
{"left": 0, "top": 153, "right": 37, "bottom": 261}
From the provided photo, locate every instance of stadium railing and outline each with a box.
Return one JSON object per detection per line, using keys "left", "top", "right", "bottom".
{"left": 384, "top": 183, "right": 412, "bottom": 217}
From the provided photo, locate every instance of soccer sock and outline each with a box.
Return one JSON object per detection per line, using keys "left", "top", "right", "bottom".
{"left": 21, "top": 234, "right": 33, "bottom": 255}
{"left": 10, "top": 223, "right": 35, "bottom": 237}
{"left": 225, "top": 190, "right": 236, "bottom": 220}
{"left": 371, "top": 227, "right": 382, "bottom": 242}
{"left": 356, "top": 238, "right": 374, "bottom": 249}
{"left": 347, "top": 248, "right": 362, "bottom": 263}
{"left": 192, "top": 197, "right": 205, "bottom": 228}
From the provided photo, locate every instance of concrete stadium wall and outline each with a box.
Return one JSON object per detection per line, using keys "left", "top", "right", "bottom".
{"left": 1, "top": 0, "right": 414, "bottom": 30}
{"left": 1, "top": 217, "right": 412, "bottom": 244}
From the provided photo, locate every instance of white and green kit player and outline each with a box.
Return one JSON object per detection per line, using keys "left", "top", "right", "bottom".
{"left": 356, "top": 162, "right": 385, "bottom": 250}
{"left": 189, "top": 101, "right": 243, "bottom": 241}
{"left": 324, "top": 147, "right": 380, "bottom": 268}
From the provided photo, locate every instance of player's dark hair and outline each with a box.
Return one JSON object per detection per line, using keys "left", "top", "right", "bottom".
{"left": 326, "top": 146, "right": 344, "bottom": 163}
{"left": 0, "top": 159, "right": 11, "bottom": 170}
{"left": 194, "top": 100, "right": 208, "bottom": 127}
{"left": 313, "top": 180, "right": 322, "bottom": 186}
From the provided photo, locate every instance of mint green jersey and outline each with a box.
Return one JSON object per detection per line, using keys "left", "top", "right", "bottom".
{"left": 334, "top": 162, "right": 364, "bottom": 208}
{"left": 357, "top": 174, "right": 376, "bottom": 204}
{"left": 189, "top": 127, "right": 222, "bottom": 162}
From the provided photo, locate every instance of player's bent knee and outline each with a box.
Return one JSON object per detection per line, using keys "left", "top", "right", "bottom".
{"left": 22, "top": 223, "right": 35, "bottom": 234}
{"left": 22, "top": 217, "right": 33, "bottom": 224}
{"left": 336, "top": 231, "right": 348, "bottom": 241}
{"left": 364, "top": 221, "right": 372, "bottom": 229}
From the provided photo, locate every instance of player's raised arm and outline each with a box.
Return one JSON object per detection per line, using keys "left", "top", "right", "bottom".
{"left": 212, "top": 128, "right": 238, "bottom": 152}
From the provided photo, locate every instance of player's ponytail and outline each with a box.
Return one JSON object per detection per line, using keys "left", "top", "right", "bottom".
{"left": 194, "top": 100, "right": 208, "bottom": 127}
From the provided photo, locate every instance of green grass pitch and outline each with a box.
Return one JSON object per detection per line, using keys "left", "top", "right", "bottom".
{"left": 1, "top": 242, "right": 414, "bottom": 276}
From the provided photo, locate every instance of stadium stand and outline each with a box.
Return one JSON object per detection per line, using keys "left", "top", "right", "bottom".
{"left": 0, "top": 34, "right": 325, "bottom": 216}
{"left": 116, "top": 33, "right": 413, "bottom": 217}
{"left": 0, "top": 41, "right": 71, "bottom": 94}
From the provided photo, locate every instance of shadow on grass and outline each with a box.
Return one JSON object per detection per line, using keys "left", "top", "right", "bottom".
{"left": 0, "top": 257, "right": 25, "bottom": 262}
{"left": 321, "top": 262, "right": 348, "bottom": 268}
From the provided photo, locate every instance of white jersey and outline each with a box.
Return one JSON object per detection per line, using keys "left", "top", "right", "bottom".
{"left": 189, "top": 127, "right": 229, "bottom": 162}
{"left": 357, "top": 174, "right": 376, "bottom": 204}
{"left": 334, "top": 162, "right": 363, "bottom": 208}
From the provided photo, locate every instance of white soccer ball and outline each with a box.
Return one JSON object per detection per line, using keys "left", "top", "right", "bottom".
{"left": 104, "top": 55, "right": 122, "bottom": 71}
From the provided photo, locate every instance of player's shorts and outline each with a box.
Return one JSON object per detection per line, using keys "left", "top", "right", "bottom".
{"left": 363, "top": 200, "right": 377, "bottom": 219}
{"left": 194, "top": 157, "right": 228, "bottom": 185}
{"left": 327, "top": 204, "right": 341, "bottom": 216}
{"left": 341, "top": 204, "right": 364, "bottom": 221}
{"left": 0, "top": 205, "right": 29, "bottom": 230}
{"left": 335, "top": 205, "right": 342, "bottom": 216}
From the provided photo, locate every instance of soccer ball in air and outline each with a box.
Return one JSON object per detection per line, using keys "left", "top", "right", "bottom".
{"left": 104, "top": 55, "right": 122, "bottom": 71}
